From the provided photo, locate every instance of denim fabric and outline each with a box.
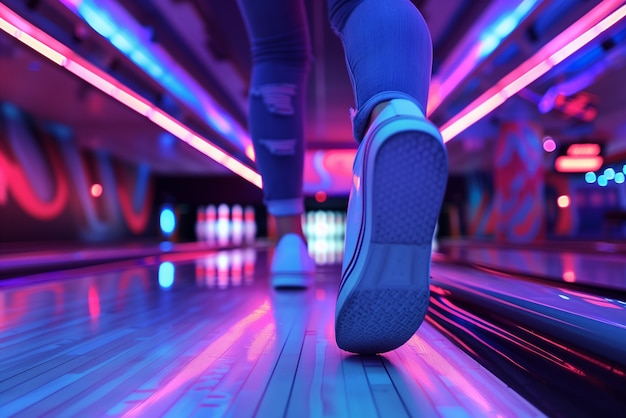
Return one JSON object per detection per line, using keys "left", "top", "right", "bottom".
{"left": 237, "top": 0, "right": 431, "bottom": 216}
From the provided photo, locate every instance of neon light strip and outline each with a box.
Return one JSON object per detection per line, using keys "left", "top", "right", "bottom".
{"left": 555, "top": 156, "right": 603, "bottom": 172}
{"left": 60, "top": 0, "right": 253, "bottom": 159}
{"left": 0, "top": 3, "right": 262, "bottom": 188}
{"left": 428, "top": 0, "right": 540, "bottom": 116}
{"left": 0, "top": 12, "right": 67, "bottom": 65}
{"left": 440, "top": 1, "right": 626, "bottom": 143}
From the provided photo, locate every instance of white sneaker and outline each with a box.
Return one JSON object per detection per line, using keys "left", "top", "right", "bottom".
{"left": 335, "top": 99, "right": 448, "bottom": 354}
{"left": 271, "top": 233, "right": 316, "bottom": 288}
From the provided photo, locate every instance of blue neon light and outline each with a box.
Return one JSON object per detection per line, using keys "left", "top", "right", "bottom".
{"left": 160, "top": 207, "right": 176, "bottom": 235}
{"left": 158, "top": 262, "right": 175, "bottom": 288}
{"left": 109, "top": 33, "right": 135, "bottom": 54}
{"left": 478, "top": 0, "right": 539, "bottom": 58}
{"left": 584, "top": 172, "right": 596, "bottom": 183}
{"left": 79, "top": 4, "right": 115, "bottom": 37}
{"left": 597, "top": 175, "right": 608, "bottom": 187}
{"left": 604, "top": 167, "right": 616, "bottom": 180}
{"left": 615, "top": 172, "right": 625, "bottom": 184}
{"left": 72, "top": 0, "right": 249, "bottom": 153}
{"left": 130, "top": 50, "right": 163, "bottom": 78}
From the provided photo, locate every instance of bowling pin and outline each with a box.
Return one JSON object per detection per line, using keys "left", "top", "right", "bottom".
{"left": 315, "top": 211, "right": 327, "bottom": 238}
{"left": 216, "top": 203, "right": 230, "bottom": 246}
{"left": 205, "top": 204, "right": 217, "bottom": 245}
{"left": 231, "top": 204, "right": 244, "bottom": 246}
{"left": 244, "top": 206, "right": 257, "bottom": 245}
{"left": 196, "top": 206, "right": 206, "bottom": 242}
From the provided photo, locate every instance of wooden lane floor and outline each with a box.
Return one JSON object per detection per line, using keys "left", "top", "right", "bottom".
{"left": 0, "top": 247, "right": 543, "bottom": 417}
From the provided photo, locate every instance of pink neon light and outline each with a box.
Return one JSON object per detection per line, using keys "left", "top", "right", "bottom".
{"left": 0, "top": 15, "right": 15, "bottom": 34}
{"left": 543, "top": 137, "right": 556, "bottom": 152}
{"left": 58, "top": 0, "right": 83, "bottom": 8}
{"left": 0, "top": 3, "right": 262, "bottom": 188}
{"left": 441, "top": 94, "right": 505, "bottom": 141}
{"left": 149, "top": 110, "right": 191, "bottom": 141}
{"left": 17, "top": 31, "right": 67, "bottom": 65}
{"left": 0, "top": 146, "right": 69, "bottom": 221}
{"left": 113, "top": 89, "right": 152, "bottom": 116}
{"left": 65, "top": 60, "right": 116, "bottom": 94}
{"left": 187, "top": 135, "right": 262, "bottom": 187}
{"left": 555, "top": 156, "right": 603, "bottom": 172}
{"left": 440, "top": 1, "right": 626, "bottom": 143}
{"left": 501, "top": 61, "right": 551, "bottom": 98}
{"left": 245, "top": 143, "right": 256, "bottom": 161}
{"left": 567, "top": 143, "right": 601, "bottom": 156}
{"left": 549, "top": 29, "right": 597, "bottom": 65}
{"left": 0, "top": 15, "right": 67, "bottom": 65}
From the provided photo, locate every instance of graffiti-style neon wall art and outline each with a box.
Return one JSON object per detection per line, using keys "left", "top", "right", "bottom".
{"left": 0, "top": 105, "right": 69, "bottom": 222}
{"left": 493, "top": 121, "right": 545, "bottom": 242}
{"left": 0, "top": 104, "right": 155, "bottom": 242}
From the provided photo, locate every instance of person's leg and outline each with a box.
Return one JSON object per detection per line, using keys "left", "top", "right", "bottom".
{"left": 328, "top": 0, "right": 448, "bottom": 353}
{"left": 237, "top": 0, "right": 316, "bottom": 288}
{"left": 328, "top": 0, "right": 433, "bottom": 141}
{"left": 237, "top": 0, "right": 311, "bottom": 242}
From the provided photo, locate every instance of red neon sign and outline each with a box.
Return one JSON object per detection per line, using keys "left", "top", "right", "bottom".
{"left": 555, "top": 156, "right": 603, "bottom": 172}
{"left": 566, "top": 143, "right": 601, "bottom": 156}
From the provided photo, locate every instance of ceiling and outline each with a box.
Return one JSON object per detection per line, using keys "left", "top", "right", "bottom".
{"left": 1, "top": 0, "right": 625, "bottom": 178}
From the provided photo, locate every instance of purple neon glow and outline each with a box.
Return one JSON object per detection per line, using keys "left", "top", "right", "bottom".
{"left": 59, "top": 0, "right": 253, "bottom": 159}
{"left": 0, "top": 3, "right": 262, "bottom": 188}
{"left": 428, "top": 0, "right": 540, "bottom": 115}
{"left": 440, "top": 1, "right": 626, "bottom": 143}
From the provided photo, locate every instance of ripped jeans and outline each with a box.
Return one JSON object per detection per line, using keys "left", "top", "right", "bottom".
{"left": 236, "top": 0, "right": 432, "bottom": 216}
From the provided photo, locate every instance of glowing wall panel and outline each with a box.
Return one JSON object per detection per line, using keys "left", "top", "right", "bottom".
{"left": 493, "top": 121, "right": 545, "bottom": 241}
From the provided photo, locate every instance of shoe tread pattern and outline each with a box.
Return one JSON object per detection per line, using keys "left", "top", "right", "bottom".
{"left": 336, "top": 129, "right": 447, "bottom": 354}
{"left": 373, "top": 132, "right": 447, "bottom": 244}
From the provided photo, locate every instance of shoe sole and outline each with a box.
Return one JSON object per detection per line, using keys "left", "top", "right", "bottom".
{"left": 336, "top": 117, "right": 447, "bottom": 354}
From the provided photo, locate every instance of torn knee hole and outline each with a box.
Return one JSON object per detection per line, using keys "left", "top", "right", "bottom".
{"left": 252, "top": 84, "right": 297, "bottom": 115}
{"left": 259, "top": 139, "right": 297, "bottom": 155}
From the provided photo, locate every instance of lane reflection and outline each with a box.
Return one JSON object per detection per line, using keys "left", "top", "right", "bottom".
{"left": 439, "top": 244, "right": 626, "bottom": 290}
{"left": 194, "top": 248, "right": 257, "bottom": 289}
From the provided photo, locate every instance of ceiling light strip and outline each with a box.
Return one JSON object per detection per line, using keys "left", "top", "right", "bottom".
{"left": 440, "top": 1, "right": 626, "bottom": 143}
{"left": 59, "top": 0, "right": 253, "bottom": 159}
{"left": 428, "top": 0, "right": 541, "bottom": 115}
{"left": 0, "top": 3, "right": 262, "bottom": 188}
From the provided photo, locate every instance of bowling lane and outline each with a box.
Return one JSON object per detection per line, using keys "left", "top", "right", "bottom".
{"left": 0, "top": 246, "right": 541, "bottom": 417}
{"left": 436, "top": 240, "right": 626, "bottom": 293}
{"left": 429, "top": 259, "right": 626, "bottom": 418}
